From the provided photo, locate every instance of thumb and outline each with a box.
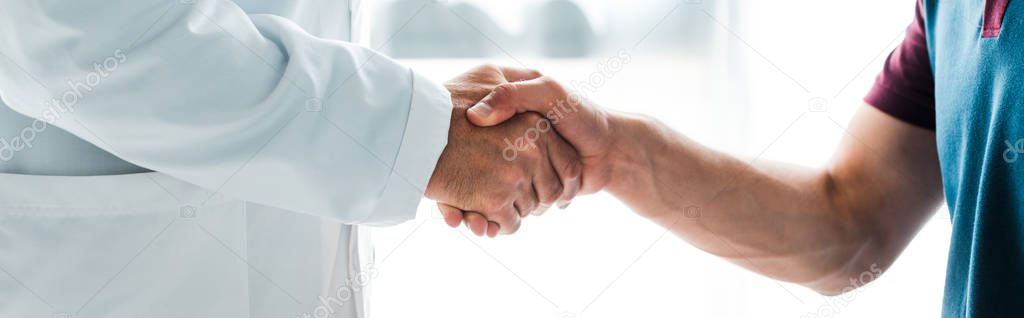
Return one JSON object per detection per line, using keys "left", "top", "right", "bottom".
{"left": 466, "top": 99, "right": 516, "bottom": 127}
{"left": 467, "top": 77, "right": 564, "bottom": 127}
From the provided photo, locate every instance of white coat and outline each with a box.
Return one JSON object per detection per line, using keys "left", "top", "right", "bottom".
{"left": 0, "top": 1, "right": 453, "bottom": 317}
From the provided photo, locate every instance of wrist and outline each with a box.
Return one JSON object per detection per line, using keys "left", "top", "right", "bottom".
{"left": 425, "top": 106, "right": 460, "bottom": 201}
{"left": 603, "top": 112, "right": 657, "bottom": 196}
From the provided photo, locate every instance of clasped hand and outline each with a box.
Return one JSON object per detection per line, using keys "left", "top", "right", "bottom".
{"left": 425, "top": 64, "right": 616, "bottom": 237}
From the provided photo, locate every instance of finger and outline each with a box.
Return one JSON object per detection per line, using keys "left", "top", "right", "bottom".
{"left": 486, "top": 221, "right": 500, "bottom": 238}
{"left": 545, "top": 128, "right": 583, "bottom": 206}
{"left": 497, "top": 66, "right": 543, "bottom": 82}
{"left": 463, "top": 212, "right": 488, "bottom": 237}
{"left": 533, "top": 204, "right": 552, "bottom": 216}
{"left": 531, "top": 143, "right": 566, "bottom": 212}
{"left": 467, "top": 77, "right": 565, "bottom": 127}
{"left": 513, "top": 196, "right": 538, "bottom": 219}
{"left": 437, "top": 203, "right": 465, "bottom": 228}
{"left": 557, "top": 200, "right": 573, "bottom": 210}
{"left": 491, "top": 205, "right": 522, "bottom": 235}
{"left": 514, "top": 180, "right": 540, "bottom": 218}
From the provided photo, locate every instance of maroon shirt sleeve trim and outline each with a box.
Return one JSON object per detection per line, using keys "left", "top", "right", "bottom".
{"left": 983, "top": 0, "right": 1011, "bottom": 38}
{"left": 864, "top": 0, "right": 937, "bottom": 131}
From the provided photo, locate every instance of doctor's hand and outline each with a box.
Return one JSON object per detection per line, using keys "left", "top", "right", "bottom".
{"left": 466, "top": 75, "right": 619, "bottom": 195}
{"left": 425, "top": 65, "right": 583, "bottom": 237}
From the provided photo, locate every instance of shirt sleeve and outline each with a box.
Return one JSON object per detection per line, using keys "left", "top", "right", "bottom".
{"left": 864, "top": 0, "right": 937, "bottom": 131}
{"left": 0, "top": 0, "right": 452, "bottom": 226}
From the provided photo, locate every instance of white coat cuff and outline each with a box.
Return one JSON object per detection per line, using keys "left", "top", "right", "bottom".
{"left": 368, "top": 70, "right": 452, "bottom": 226}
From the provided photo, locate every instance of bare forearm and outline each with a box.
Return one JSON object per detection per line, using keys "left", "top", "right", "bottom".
{"left": 603, "top": 113, "right": 912, "bottom": 293}
{"left": 461, "top": 75, "right": 942, "bottom": 294}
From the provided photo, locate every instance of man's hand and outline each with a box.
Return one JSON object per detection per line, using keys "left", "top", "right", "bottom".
{"left": 466, "top": 75, "right": 619, "bottom": 195}
{"left": 425, "top": 65, "right": 582, "bottom": 237}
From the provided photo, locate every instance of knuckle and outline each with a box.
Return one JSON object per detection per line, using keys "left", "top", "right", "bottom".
{"left": 492, "top": 83, "right": 518, "bottom": 101}
{"left": 479, "top": 63, "right": 499, "bottom": 72}
{"left": 540, "top": 183, "right": 563, "bottom": 205}
{"left": 525, "top": 192, "right": 540, "bottom": 208}
{"left": 483, "top": 200, "right": 505, "bottom": 214}
{"left": 519, "top": 201, "right": 538, "bottom": 215}
{"left": 500, "top": 171, "right": 525, "bottom": 188}
{"left": 481, "top": 197, "right": 509, "bottom": 214}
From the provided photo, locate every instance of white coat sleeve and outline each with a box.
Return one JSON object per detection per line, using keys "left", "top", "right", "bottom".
{"left": 0, "top": 0, "right": 452, "bottom": 226}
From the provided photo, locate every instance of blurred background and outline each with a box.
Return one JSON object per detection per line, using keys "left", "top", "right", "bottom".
{"left": 367, "top": 0, "right": 950, "bottom": 317}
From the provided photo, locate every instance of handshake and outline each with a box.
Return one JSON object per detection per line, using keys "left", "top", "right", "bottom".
{"left": 424, "top": 64, "right": 618, "bottom": 237}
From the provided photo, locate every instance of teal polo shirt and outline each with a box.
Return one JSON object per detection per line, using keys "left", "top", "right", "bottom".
{"left": 866, "top": 0, "right": 1024, "bottom": 316}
